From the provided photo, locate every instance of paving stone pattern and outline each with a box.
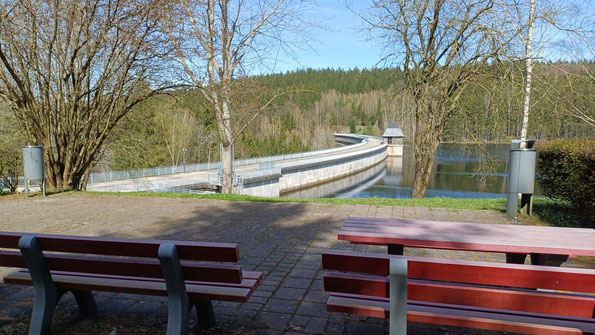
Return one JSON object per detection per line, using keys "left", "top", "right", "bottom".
{"left": 0, "top": 193, "right": 559, "bottom": 334}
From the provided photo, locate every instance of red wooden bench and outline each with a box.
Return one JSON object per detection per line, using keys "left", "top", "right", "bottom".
{"left": 339, "top": 217, "right": 595, "bottom": 266}
{"left": 0, "top": 232, "right": 262, "bottom": 335}
{"left": 322, "top": 249, "right": 595, "bottom": 335}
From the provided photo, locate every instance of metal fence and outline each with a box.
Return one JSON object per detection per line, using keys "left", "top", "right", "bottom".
{"left": 273, "top": 142, "right": 387, "bottom": 172}
{"left": 147, "top": 143, "right": 385, "bottom": 194}
{"left": 150, "top": 187, "right": 214, "bottom": 195}
{"left": 4, "top": 134, "right": 372, "bottom": 191}
{"left": 88, "top": 133, "right": 368, "bottom": 184}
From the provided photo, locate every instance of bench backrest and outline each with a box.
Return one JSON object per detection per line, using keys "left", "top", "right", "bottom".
{"left": 322, "top": 250, "right": 595, "bottom": 319}
{"left": 0, "top": 232, "right": 243, "bottom": 284}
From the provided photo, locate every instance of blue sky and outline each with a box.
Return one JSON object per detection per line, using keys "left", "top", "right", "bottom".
{"left": 267, "top": 0, "right": 382, "bottom": 74}
{"left": 261, "top": 0, "right": 595, "bottom": 75}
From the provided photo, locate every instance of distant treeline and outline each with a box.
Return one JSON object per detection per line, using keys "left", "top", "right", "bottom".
{"left": 256, "top": 67, "right": 403, "bottom": 106}
{"left": 254, "top": 63, "right": 594, "bottom": 141}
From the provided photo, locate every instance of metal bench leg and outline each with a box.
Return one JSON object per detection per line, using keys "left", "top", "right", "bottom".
{"left": 159, "top": 243, "right": 190, "bottom": 335}
{"left": 71, "top": 290, "right": 97, "bottom": 318}
{"left": 505, "top": 253, "right": 527, "bottom": 264}
{"left": 18, "top": 236, "right": 58, "bottom": 335}
{"left": 388, "top": 244, "right": 404, "bottom": 255}
{"left": 192, "top": 300, "right": 215, "bottom": 330}
{"left": 389, "top": 258, "right": 407, "bottom": 335}
{"left": 530, "top": 254, "right": 569, "bottom": 266}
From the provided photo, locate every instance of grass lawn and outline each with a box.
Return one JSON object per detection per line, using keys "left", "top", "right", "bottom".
{"left": 74, "top": 191, "right": 592, "bottom": 229}
{"left": 82, "top": 190, "right": 509, "bottom": 210}
{"left": 3, "top": 190, "right": 591, "bottom": 228}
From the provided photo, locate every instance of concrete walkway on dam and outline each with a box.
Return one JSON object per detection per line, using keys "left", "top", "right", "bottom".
{"left": 1, "top": 193, "right": 591, "bottom": 334}
{"left": 86, "top": 134, "right": 386, "bottom": 195}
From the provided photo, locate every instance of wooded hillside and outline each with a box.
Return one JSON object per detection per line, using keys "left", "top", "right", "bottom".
{"left": 2, "top": 64, "right": 593, "bottom": 173}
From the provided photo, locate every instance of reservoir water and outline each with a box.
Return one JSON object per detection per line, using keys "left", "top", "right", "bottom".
{"left": 282, "top": 144, "right": 530, "bottom": 199}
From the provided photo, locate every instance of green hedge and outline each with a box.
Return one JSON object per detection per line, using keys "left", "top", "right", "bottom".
{"left": 536, "top": 139, "right": 594, "bottom": 210}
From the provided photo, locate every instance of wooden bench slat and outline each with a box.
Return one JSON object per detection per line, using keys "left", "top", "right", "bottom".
{"left": 322, "top": 250, "right": 595, "bottom": 293}
{"left": 4, "top": 271, "right": 254, "bottom": 303}
{"left": 337, "top": 230, "right": 564, "bottom": 254}
{"left": 241, "top": 271, "right": 264, "bottom": 281}
{"left": 13, "top": 269, "right": 260, "bottom": 290}
{"left": 344, "top": 217, "right": 595, "bottom": 233}
{"left": 327, "top": 296, "right": 587, "bottom": 335}
{"left": 409, "top": 309, "right": 590, "bottom": 335}
{"left": 45, "top": 255, "right": 243, "bottom": 284}
{"left": 0, "top": 232, "right": 239, "bottom": 262}
{"left": 331, "top": 292, "right": 595, "bottom": 327}
{"left": 324, "top": 272, "right": 387, "bottom": 297}
{"left": 344, "top": 217, "right": 456, "bottom": 225}
{"left": 1, "top": 250, "right": 243, "bottom": 284}
{"left": 340, "top": 217, "right": 595, "bottom": 257}
{"left": 0, "top": 250, "right": 26, "bottom": 268}
{"left": 327, "top": 294, "right": 386, "bottom": 318}
{"left": 411, "top": 300, "right": 595, "bottom": 328}
{"left": 324, "top": 272, "right": 595, "bottom": 318}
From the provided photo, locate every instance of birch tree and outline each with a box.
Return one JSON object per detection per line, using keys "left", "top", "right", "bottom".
{"left": 0, "top": 0, "right": 174, "bottom": 190}
{"left": 520, "top": 0, "right": 536, "bottom": 144}
{"left": 510, "top": 0, "right": 593, "bottom": 141}
{"left": 155, "top": 106, "right": 200, "bottom": 166}
{"left": 163, "top": 0, "right": 309, "bottom": 193}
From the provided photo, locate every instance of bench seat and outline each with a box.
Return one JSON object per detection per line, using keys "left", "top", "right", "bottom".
{"left": 328, "top": 293, "right": 594, "bottom": 335}
{"left": 4, "top": 269, "right": 262, "bottom": 302}
{"left": 322, "top": 249, "right": 595, "bottom": 335}
{"left": 0, "top": 232, "right": 262, "bottom": 334}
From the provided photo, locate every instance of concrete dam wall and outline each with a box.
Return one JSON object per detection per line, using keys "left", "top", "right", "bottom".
{"left": 238, "top": 134, "right": 387, "bottom": 197}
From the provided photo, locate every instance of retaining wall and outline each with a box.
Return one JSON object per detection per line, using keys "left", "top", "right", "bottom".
{"left": 238, "top": 135, "right": 387, "bottom": 197}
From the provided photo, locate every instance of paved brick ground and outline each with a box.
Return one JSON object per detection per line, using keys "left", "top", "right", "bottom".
{"left": 0, "top": 193, "right": 588, "bottom": 334}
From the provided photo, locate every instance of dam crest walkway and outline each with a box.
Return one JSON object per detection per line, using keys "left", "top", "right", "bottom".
{"left": 87, "top": 134, "right": 387, "bottom": 197}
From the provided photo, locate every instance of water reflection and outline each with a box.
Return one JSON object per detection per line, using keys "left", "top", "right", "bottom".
{"left": 284, "top": 144, "right": 524, "bottom": 199}
{"left": 281, "top": 161, "right": 387, "bottom": 199}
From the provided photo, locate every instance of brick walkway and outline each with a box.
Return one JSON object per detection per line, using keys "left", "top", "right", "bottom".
{"left": 0, "top": 193, "right": 559, "bottom": 334}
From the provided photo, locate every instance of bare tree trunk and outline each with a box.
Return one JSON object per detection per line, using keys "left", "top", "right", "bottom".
{"left": 218, "top": 97, "right": 234, "bottom": 193}
{"left": 520, "top": 0, "right": 536, "bottom": 144}
{"left": 412, "top": 98, "right": 441, "bottom": 198}
{"left": 412, "top": 142, "right": 439, "bottom": 198}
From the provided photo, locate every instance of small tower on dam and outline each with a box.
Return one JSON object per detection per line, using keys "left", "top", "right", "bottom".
{"left": 382, "top": 123, "right": 404, "bottom": 157}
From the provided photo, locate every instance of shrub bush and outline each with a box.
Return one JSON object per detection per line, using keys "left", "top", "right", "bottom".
{"left": 0, "top": 146, "right": 21, "bottom": 193}
{"left": 536, "top": 138, "right": 594, "bottom": 210}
